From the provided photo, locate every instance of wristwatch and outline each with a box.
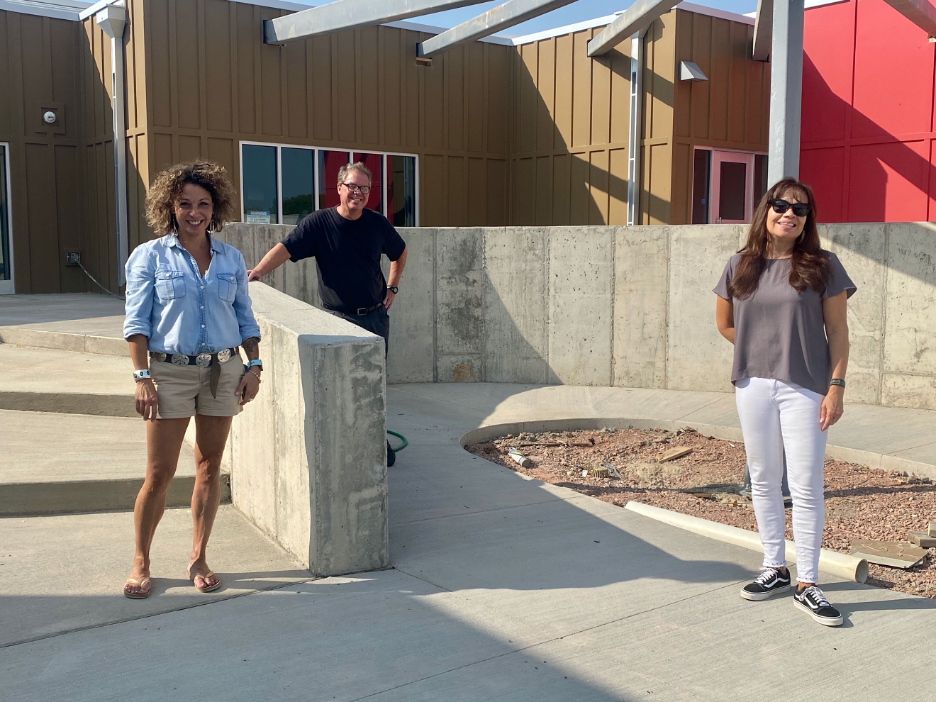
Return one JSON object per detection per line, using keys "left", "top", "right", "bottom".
{"left": 133, "top": 369, "right": 151, "bottom": 382}
{"left": 387, "top": 285, "right": 399, "bottom": 294}
{"left": 246, "top": 359, "right": 263, "bottom": 370}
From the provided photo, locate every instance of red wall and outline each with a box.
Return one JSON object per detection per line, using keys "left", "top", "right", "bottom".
{"left": 800, "top": 0, "right": 936, "bottom": 222}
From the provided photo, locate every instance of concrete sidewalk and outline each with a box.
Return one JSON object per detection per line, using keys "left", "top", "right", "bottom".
{"left": 2, "top": 382, "right": 935, "bottom": 700}
{"left": 2, "top": 293, "right": 935, "bottom": 700}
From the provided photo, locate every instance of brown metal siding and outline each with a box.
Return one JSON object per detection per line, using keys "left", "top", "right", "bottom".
{"left": 510, "top": 27, "right": 633, "bottom": 226}
{"left": 670, "top": 9, "right": 770, "bottom": 224}
{"left": 0, "top": 10, "right": 86, "bottom": 293}
{"left": 138, "top": 0, "right": 512, "bottom": 229}
{"left": 640, "top": 12, "right": 676, "bottom": 225}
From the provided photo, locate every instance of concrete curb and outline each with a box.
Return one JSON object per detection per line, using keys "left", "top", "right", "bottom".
{"left": 625, "top": 501, "right": 870, "bottom": 583}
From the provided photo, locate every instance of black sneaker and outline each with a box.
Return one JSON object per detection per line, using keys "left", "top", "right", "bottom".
{"left": 386, "top": 440, "right": 396, "bottom": 467}
{"left": 793, "top": 585, "right": 843, "bottom": 627}
{"left": 740, "top": 567, "right": 792, "bottom": 601}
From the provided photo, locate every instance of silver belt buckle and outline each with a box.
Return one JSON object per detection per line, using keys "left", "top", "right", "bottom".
{"left": 217, "top": 348, "right": 232, "bottom": 363}
{"left": 195, "top": 353, "right": 212, "bottom": 368}
{"left": 171, "top": 354, "right": 189, "bottom": 366}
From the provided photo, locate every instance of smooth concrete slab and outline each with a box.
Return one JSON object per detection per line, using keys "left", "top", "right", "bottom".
{"left": 0, "top": 506, "right": 308, "bottom": 648}
{"left": 3, "top": 383, "right": 934, "bottom": 701}
{"left": 0, "top": 344, "right": 135, "bottom": 415}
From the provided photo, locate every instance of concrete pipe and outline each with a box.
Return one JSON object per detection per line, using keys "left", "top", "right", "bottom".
{"left": 625, "top": 501, "right": 869, "bottom": 584}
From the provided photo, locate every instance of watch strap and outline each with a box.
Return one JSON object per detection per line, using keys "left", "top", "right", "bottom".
{"left": 246, "top": 359, "right": 263, "bottom": 369}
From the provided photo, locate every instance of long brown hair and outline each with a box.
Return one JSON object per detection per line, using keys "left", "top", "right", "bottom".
{"left": 727, "top": 177, "right": 830, "bottom": 300}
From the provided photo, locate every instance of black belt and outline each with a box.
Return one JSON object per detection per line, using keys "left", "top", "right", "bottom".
{"left": 324, "top": 303, "right": 383, "bottom": 316}
{"left": 149, "top": 348, "right": 238, "bottom": 398}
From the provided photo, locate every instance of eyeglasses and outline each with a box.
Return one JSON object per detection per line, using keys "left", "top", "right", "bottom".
{"left": 769, "top": 198, "right": 810, "bottom": 217}
{"left": 341, "top": 182, "right": 371, "bottom": 195}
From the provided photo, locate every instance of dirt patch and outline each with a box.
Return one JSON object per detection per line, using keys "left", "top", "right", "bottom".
{"left": 465, "top": 427, "right": 936, "bottom": 598}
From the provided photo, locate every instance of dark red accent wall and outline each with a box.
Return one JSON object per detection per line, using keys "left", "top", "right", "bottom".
{"left": 801, "top": 0, "right": 936, "bottom": 223}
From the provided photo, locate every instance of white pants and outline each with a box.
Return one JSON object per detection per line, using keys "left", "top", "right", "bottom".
{"left": 735, "top": 377, "right": 828, "bottom": 584}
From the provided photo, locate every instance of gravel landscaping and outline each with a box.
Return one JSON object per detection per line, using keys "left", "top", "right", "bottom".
{"left": 465, "top": 427, "right": 936, "bottom": 598}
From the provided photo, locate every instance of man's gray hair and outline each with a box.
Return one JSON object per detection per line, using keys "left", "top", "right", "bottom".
{"left": 337, "top": 162, "right": 372, "bottom": 187}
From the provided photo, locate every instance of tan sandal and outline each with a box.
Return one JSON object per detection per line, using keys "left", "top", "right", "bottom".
{"left": 186, "top": 566, "right": 221, "bottom": 593}
{"left": 123, "top": 576, "right": 152, "bottom": 599}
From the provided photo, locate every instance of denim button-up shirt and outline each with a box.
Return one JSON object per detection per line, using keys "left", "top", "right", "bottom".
{"left": 123, "top": 234, "right": 261, "bottom": 355}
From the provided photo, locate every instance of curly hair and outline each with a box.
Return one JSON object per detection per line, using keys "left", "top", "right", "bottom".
{"left": 728, "top": 177, "right": 831, "bottom": 300}
{"left": 145, "top": 160, "right": 236, "bottom": 237}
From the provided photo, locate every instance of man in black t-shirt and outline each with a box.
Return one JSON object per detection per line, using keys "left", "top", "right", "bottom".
{"left": 248, "top": 161, "right": 408, "bottom": 464}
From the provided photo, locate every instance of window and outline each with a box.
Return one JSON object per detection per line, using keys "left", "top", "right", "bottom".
{"left": 387, "top": 155, "right": 416, "bottom": 227}
{"left": 241, "top": 143, "right": 418, "bottom": 226}
{"left": 0, "top": 143, "right": 12, "bottom": 294}
{"left": 241, "top": 144, "right": 278, "bottom": 224}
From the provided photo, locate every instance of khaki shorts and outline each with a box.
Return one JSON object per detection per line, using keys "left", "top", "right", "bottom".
{"left": 150, "top": 353, "right": 245, "bottom": 419}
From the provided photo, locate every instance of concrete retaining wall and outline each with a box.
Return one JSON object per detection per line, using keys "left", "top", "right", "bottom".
{"left": 219, "top": 222, "right": 936, "bottom": 411}
{"left": 228, "top": 283, "right": 388, "bottom": 576}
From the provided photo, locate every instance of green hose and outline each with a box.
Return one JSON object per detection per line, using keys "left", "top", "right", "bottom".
{"left": 387, "top": 430, "right": 408, "bottom": 452}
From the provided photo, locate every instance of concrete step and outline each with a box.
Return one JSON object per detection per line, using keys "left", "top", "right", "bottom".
{"left": 0, "top": 292, "right": 126, "bottom": 356}
{"left": 0, "top": 409, "right": 228, "bottom": 516}
{"left": 0, "top": 343, "right": 136, "bottom": 416}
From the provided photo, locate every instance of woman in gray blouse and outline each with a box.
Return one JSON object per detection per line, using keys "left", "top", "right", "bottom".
{"left": 714, "top": 177, "right": 856, "bottom": 627}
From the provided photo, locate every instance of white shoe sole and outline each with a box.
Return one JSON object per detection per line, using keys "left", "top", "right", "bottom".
{"left": 793, "top": 598, "right": 843, "bottom": 626}
{"left": 740, "top": 583, "right": 791, "bottom": 601}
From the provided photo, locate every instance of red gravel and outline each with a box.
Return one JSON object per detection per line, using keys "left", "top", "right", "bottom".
{"left": 465, "top": 427, "right": 936, "bottom": 598}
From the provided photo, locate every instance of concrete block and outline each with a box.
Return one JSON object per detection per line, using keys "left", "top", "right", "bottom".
{"left": 880, "top": 373, "right": 936, "bottom": 411}
{"left": 613, "top": 226, "right": 668, "bottom": 388}
{"left": 909, "top": 531, "right": 936, "bottom": 548}
{"left": 436, "top": 228, "right": 485, "bottom": 378}
{"left": 666, "top": 225, "right": 738, "bottom": 392}
{"left": 883, "top": 223, "right": 936, "bottom": 377}
{"left": 822, "top": 224, "right": 886, "bottom": 405}
{"left": 547, "top": 227, "right": 613, "bottom": 385}
{"left": 484, "top": 227, "right": 548, "bottom": 384}
{"left": 386, "top": 228, "right": 435, "bottom": 383}
{"left": 229, "top": 284, "right": 388, "bottom": 575}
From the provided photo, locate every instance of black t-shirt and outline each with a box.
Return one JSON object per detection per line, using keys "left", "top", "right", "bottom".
{"left": 281, "top": 208, "right": 406, "bottom": 310}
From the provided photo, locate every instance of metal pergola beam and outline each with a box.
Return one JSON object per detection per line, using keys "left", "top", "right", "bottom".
{"left": 418, "top": 0, "right": 575, "bottom": 59}
{"left": 766, "top": 0, "right": 804, "bottom": 184}
{"left": 882, "top": 0, "right": 936, "bottom": 36}
{"left": 587, "top": 0, "right": 679, "bottom": 57}
{"left": 264, "top": 0, "right": 490, "bottom": 45}
{"left": 752, "top": 0, "right": 773, "bottom": 61}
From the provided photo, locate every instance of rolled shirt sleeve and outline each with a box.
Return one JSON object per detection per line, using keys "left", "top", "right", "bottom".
{"left": 234, "top": 250, "right": 261, "bottom": 342}
{"left": 123, "top": 245, "right": 156, "bottom": 340}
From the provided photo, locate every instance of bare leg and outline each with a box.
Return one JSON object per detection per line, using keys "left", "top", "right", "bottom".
{"left": 125, "top": 417, "right": 190, "bottom": 597}
{"left": 187, "top": 414, "right": 232, "bottom": 591}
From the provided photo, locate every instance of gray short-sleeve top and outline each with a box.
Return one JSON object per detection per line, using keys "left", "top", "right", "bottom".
{"left": 713, "top": 252, "right": 856, "bottom": 396}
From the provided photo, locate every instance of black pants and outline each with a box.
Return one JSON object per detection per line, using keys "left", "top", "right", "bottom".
{"left": 327, "top": 304, "right": 390, "bottom": 358}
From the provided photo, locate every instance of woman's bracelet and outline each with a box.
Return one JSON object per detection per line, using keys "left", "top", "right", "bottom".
{"left": 248, "top": 369, "right": 261, "bottom": 382}
{"left": 829, "top": 378, "right": 846, "bottom": 388}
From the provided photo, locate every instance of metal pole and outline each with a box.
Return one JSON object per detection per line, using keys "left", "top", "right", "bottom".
{"left": 766, "top": 0, "right": 804, "bottom": 186}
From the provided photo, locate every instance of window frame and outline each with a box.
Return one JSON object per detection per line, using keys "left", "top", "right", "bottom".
{"left": 0, "top": 142, "right": 14, "bottom": 295}
{"left": 691, "top": 146, "right": 768, "bottom": 225}
{"left": 239, "top": 141, "right": 419, "bottom": 226}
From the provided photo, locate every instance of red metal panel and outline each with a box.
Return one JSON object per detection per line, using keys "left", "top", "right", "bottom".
{"left": 929, "top": 140, "right": 936, "bottom": 221}
{"left": 847, "top": 141, "right": 930, "bottom": 222}
{"left": 801, "top": 0, "right": 854, "bottom": 144}
{"left": 800, "top": 147, "right": 845, "bottom": 223}
{"left": 852, "top": 0, "right": 935, "bottom": 139}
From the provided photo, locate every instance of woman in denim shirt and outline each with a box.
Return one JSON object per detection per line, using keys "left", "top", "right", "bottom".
{"left": 122, "top": 161, "right": 262, "bottom": 599}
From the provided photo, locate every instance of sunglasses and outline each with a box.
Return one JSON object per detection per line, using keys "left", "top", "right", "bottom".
{"left": 769, "top": 198, "right": 810, "bottom": 217}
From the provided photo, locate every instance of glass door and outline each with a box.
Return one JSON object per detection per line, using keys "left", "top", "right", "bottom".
{"left": 710, "top": 150, "right": 754, "bottom": 224}
{"left": 0, "top": 144, "right": 12, "bottom": 294}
